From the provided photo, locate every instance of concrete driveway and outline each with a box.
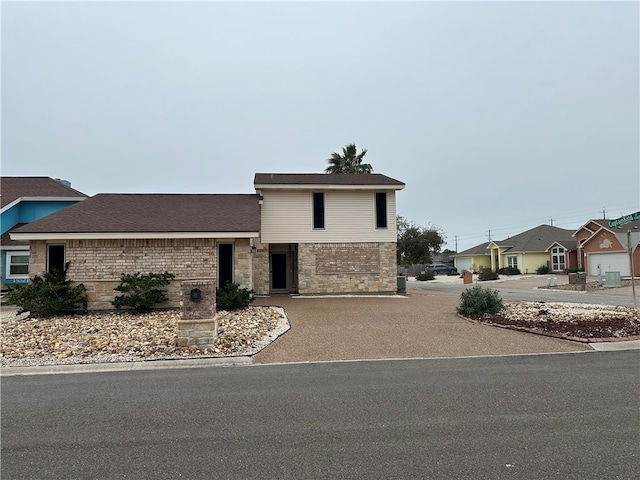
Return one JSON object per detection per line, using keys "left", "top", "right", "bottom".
{"left": 252, "top": 286, "right": 592, "bottom": 364}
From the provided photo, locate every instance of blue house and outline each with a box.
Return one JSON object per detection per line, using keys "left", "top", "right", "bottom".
{"left": 1, "top": 177, "right": 87, "bottom": 288}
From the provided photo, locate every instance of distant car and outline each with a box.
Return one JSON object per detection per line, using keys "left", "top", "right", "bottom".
{"left": 426, "top": 263, "right": 458, "bottom": 275}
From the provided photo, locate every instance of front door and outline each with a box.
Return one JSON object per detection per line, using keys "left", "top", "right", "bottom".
{"left": 271, "top": 253, "right": 288, "bottom": 290}
{"left": 269, "top": 244, "right": 298, "bottom": 293}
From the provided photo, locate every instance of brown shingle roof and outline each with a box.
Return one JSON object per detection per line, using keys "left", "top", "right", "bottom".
{"left": 454, "top": 242, "right": 491, "bottom": 256}
{"left": 254, "top": 173, "right": 405, "bottom": 187}
{"left": 13, "top": 194, "right": 260, "bottom": 234}
{"left": 493, "top": 225, "right": 575, "bottom": 253}
{"left": 1, "top": 177, "right": 87, "bottom": 208}
{"left": 1, "top": 223, "right": 29, "bottom": 247}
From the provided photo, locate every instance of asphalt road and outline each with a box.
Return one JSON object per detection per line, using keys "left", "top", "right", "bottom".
{"left": 2, "top": 351, "right": 638, "bottom": 479}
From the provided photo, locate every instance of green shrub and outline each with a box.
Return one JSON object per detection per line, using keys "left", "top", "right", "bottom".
{"left": 4, "top": 262, "right": 88, "bottom": 317}
{"left": 415, "top": 271, "right": 435, "bottom": 281}
{"left": 478, "top": 266, "right": 499, "bottom": 281}
{"left": 112, "top": 271, "right": 175, "bottom": 313}
{"left": 216, "top": 282, "right": 256, "bottom": 310}
{"left": 537, "top": 265, "right": 550, "bottom": 275}
{"left": 457, "top": 285, "right": 503, "bottom": 315}
{"left": 497, "top": 267, "right": 521, "bottom": 276}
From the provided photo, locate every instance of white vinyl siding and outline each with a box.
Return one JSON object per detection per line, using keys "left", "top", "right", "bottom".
{"left": 260, "top": 190, "right": 397, "bottom": 243}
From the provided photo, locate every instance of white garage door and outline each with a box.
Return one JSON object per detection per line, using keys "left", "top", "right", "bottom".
{"left": 455, "top": 258, "right": 473, "bottom": 273}
{"left": 588, "top": 253, "right": 629, "bottom": 276}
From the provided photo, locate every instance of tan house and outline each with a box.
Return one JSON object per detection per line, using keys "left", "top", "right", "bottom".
{"left": 11, "top": 173, "right": 405, "bottom": 309}
{"left": 454, "top": 225, "right": 576, "bottom": 274}
{"left": 574, "top": 219, "right": 640, "bottom": 276}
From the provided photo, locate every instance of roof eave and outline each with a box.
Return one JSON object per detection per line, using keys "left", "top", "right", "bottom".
{"left": 10, "top": 231, "right": 260, "bottom": 241}
{"left": 255, "top": 183, "right": 404, "bottom": 191}
{"left": 0, "top": 196, "right": 86, "bottom": 214}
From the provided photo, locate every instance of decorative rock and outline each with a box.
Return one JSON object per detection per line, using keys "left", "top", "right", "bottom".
{"left": 1, "top": 307, "right": 289, "bottom": 367}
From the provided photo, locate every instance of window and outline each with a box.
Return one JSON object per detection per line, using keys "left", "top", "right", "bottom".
{"left": 313, "top": 192, "right": 325, "bottom": 229}
{"left": 218, "top": 243, "right": 233, "bottom": 288}
{"left": 375, "top": 192, "right": 387, "bottom": 228}
{"left": 507, "top": 256, "right": 518, "bottom": 269}
{"left": 7, "top": 253, "right": 29, "bottom": 279}
{"left": 48, "top": 245, "right": 65, "bottom": 274}
{"left": 551, "top": 247, "right": 566, "bottom": 271}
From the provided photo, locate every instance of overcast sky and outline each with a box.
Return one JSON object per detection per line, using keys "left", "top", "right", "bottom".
{"left": 2, "top": 0, "right": 639, "bottom": 252}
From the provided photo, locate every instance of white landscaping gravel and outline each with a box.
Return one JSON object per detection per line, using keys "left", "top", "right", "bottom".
{"left": 0, "top": 306, "right": 290, "bottom": 368}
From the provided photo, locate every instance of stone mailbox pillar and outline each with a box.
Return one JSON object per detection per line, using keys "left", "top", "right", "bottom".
{"left": 177, "top": 280, "right": 217, "bottom": 349}
{"left": 462, "top": 270, "right": 473, "bottom": 285}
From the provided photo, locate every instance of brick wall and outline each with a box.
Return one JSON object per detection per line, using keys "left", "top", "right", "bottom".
{"left": 64, "top": 238, "right": 217, "bottom": 310}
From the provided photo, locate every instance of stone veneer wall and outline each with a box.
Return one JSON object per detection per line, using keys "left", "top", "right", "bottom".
{"left": 251, "top": 240, "right": 270, "bottom": 296}
{"left": 298, "top": 242, "right": 397, "bottom": 294}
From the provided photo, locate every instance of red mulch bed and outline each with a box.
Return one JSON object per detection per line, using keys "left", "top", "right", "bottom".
{"left": 461, "top": 312, "right": 640, "bottom": 343}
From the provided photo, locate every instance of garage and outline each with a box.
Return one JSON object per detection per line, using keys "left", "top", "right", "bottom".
{"left": 454, "top": 258, "right": 473, "bottom": 273}
{"left": 587, "top": 252, "right": 629, "bottom": 276}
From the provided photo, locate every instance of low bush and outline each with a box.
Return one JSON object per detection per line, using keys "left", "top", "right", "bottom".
{"left": 478, "top": 266, "right": 499, "bottom": 281}
{"left": 497, "top": 267, "right": 521, "bottom": 276}
{"left": 112, "top": 271, "right": 175, "bottom": 313}
{"left": 536, "top": 265, "right": 550, "bottom": 275}
{"left": 415, "top": 271, "right": 435, "bottom": 281}
{"left": 457, "top": 285, "right": 503, "bottom": 315}
{"left": 216, "top": 282, "right": 256, "bottom": 310}
{"left": 4, "top": 262, "right": 88, "bottom": 317}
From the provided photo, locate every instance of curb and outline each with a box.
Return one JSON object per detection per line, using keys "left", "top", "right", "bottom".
{"left": 459, "top": 314, "right": 640, "bottom": 349}
{"left": 0, "top": 356, "right": 253, "bottom": 377}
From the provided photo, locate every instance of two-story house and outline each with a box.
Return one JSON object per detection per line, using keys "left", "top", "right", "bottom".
{"left": 10, "top": 173, "right": 404, "bottom": 309}
{"left": 1, "top": 177, "right": 87, "bottom": 289}
{"left": 253, "top": 173, "right": 405, "bottom": 295}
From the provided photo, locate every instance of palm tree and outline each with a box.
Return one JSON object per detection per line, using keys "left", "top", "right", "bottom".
{"left": 325, "top": 144, "right": 373, "bottom": 174}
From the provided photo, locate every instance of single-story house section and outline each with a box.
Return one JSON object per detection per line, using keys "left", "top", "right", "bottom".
{"left": 11, "top": 193, "right": 261, "bottom": 309}
{"left": 11, "top": 172, "right": 405, "bottom": 310}
{"left": 453, "top": 225, "right": 576, "bottom": 274}
{"left": 1, "top": 177, "right": 87, "bottom": 289}
{"left": 574, "top": 219, "right": 640, "bottom": 276}
{"left": 452, "top": 242, "right": 491, "bottom": 273}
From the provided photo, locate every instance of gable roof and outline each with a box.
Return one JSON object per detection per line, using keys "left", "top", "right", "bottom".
{"left": 492, "top": 224, "right": 575, "bottom": 253}
{"left": 254, "top": 173, "right": 405, "bottom": 189}
{"left": 546, "top": 239, "right": 577, "bottom": 252}
{"left": 1, "top": 176, "right": 87, "bottom": 210}
{"left": 574, "top": 218, "right": 640, "bottom": 236}
{"left": 11, "top": 194, "right": 260, "bottom": 239}
{"left": 454, "top": 242, "right": 491, "bottom": 257}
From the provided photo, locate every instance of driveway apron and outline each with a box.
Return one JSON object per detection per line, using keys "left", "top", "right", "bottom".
{"left": 252, "top": 289, "right": 591, "bottom": 364}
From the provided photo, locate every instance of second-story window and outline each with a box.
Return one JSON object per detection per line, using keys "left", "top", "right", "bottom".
{"left": 375, "top": 192, "right": 387, "bottom": 228}
{"left": 313, "top": 192, "right": 325, "bottom": 229}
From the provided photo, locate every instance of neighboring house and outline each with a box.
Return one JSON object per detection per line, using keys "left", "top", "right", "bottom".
{"left": 1, "top": 177, "right": 87, "bottom": 289}
{"left": 573, "top": 219, "right": 640, "bottom": 276}
{"left": 452, "top": 242, "right": 491, "bottom": 273}
{"left": 11, "top": 173, "right": 405, "bottom": 309}
{"left": 453, "top": 225, "right": 576, "bottom": 274}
